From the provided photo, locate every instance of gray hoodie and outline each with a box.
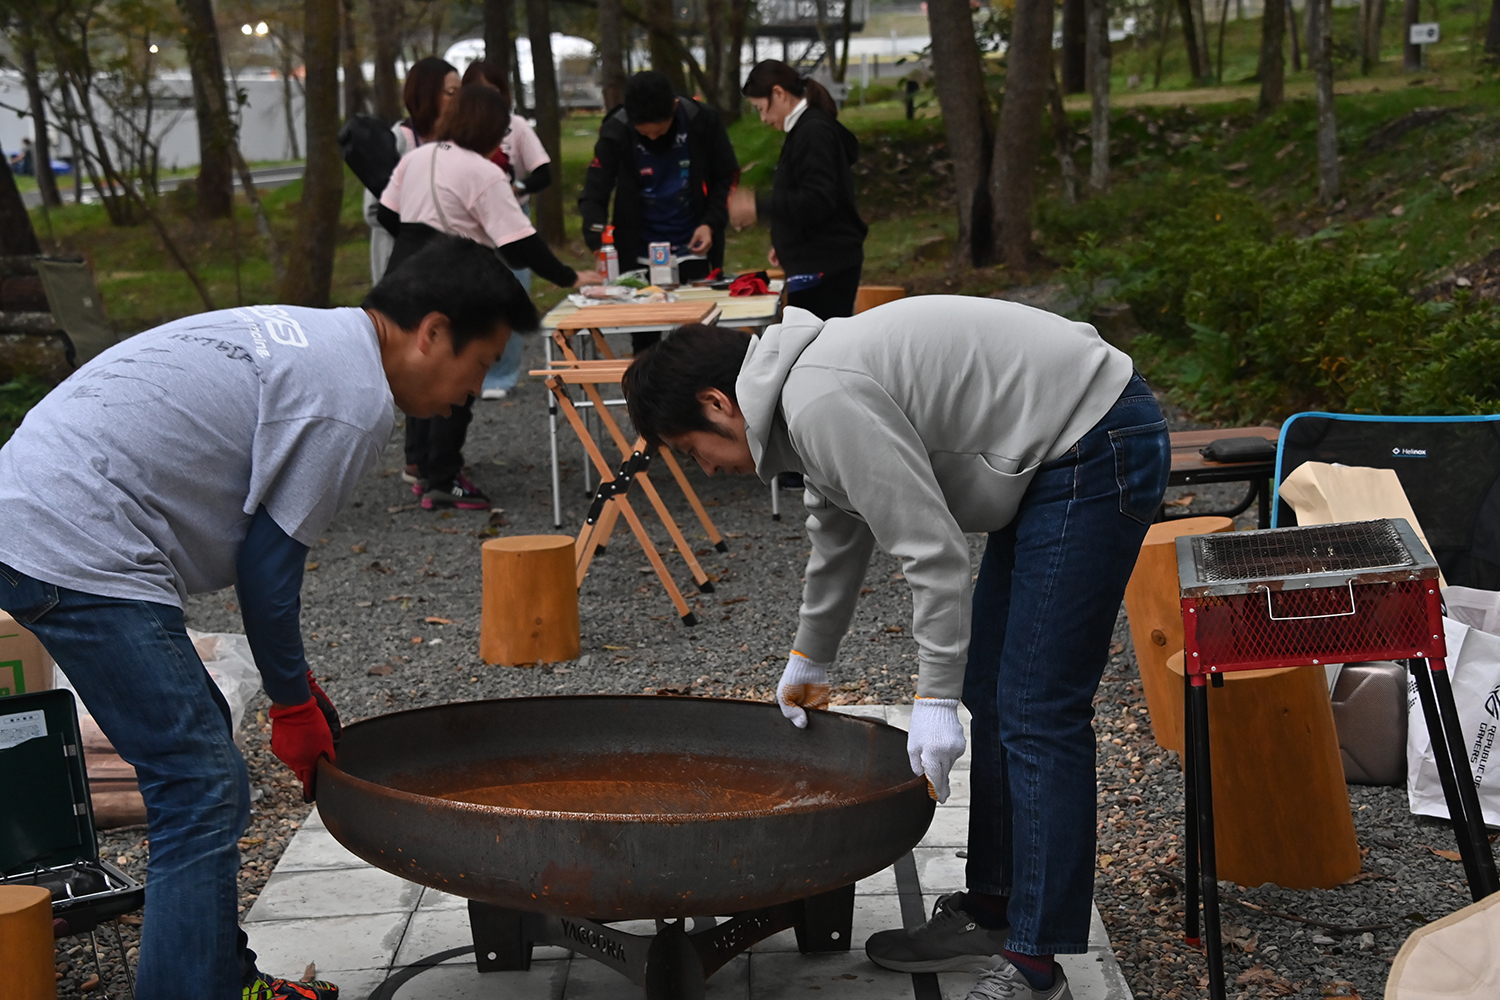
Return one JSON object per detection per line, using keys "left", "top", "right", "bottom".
{"left": 737, "top": 297, "right": 1135, "bottom": 699}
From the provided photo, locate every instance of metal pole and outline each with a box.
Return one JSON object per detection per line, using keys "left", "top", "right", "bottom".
{"left": 1182, "top": 667, "right": 1200, "bottom": 946}
{"left": 1410, "top": 658, "right": 1485, "bottom": 893}
{"left": 545, "top": 335, "right": 563, "bottom": 528}
{"left": 1190, "top": 677, "right": 1227, "bottom": 1000}
{"left": 1428, "top": 658, "right": 1500, "bottom": 898}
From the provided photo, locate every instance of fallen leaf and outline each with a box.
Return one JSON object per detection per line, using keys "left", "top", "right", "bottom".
{"left": 720, "top": 596, "right": 749, "bottom": 606}
{"left": 1453, "top": 181, "right": 1479, "bottom": 197}
{"left": 1424, "top": 844, "right": 1463, "bottom": 862}
{"left": 387, "top": 503, "right": 417, "bottom": 513}
{"left": 411, "top": 636, "right": 423, "bottom": 644}
{"left": 1109, "top": 641, "right": 1126, "bottom": 655}
{"left": 305, "top": 562, "right": 320, "bottom": 571}
{"left": 80, "top": 974, "right": 101, "bottom": 992}
{"left": 1164, "top": 493, "right": 1196, "bottom": 507}
{"left": 368, "top": 664, "right": 394, "bottom": 676}
{"left": 351, "top": 543, "right": 367, "bottom": 554}
{"left": 239, "top": 837, "right": 266, "bottom": 846}
{"left": 603, "top": 644, "right": 629, "bottom": 650}
{"left": 1441, "top": 164, "right": 1473, "bottom": 183}
{"left": 1390, "top": 204, "right": 1406, "bottom": 217}
{"left": 355, "top": 600, "right": 373, "bottom": 608}
{"left": 424, "top": 616, "right": 453, "bottom": 625}
{"left": 1274, "top": 142, "right": 1296, "bottom": 160}
{"left": 1237, "top": 965, "right": 1277, "bottom": 986}
{"left": 1224, "top": 161, "right": 1249, "bottom": 171}
{"left": 302, "top": 963, "right": 318, "bottom": 983}
{"left": 384, "top": 594, "right": 413, "bottom": 601}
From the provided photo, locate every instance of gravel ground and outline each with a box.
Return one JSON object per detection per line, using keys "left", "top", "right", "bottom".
{"left": 53, "top": 344, "right": 1476, "bottom": 998}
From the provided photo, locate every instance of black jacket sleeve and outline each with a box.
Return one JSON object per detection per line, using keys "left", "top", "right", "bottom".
{"left": 697, "top": 111, "right": 739, "bottom": 234}
{"left": 516, "top": 162, "right": 552, "bottom": 196}
{"left": 579, "top": 133, "right": 623, "bottom": 251}
{"left": 498, "top": 232, "right": 578, "bottom": 288}
{"left": 376, "top": 203, "right": 401, "bottom": 236}
{"left": 773, "top": 119, "right": 846, "bottom": 230}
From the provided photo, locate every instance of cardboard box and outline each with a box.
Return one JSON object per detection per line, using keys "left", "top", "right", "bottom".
{"left": 0, "top": 609, "right": 53, "bottom": 698}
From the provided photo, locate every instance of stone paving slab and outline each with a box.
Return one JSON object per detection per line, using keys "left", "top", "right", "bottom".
{"left": 244, "top": 705, "right": 1131, "bottom": 1000}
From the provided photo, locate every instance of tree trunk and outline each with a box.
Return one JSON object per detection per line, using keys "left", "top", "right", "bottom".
{"left": 526, "top": 0, "right": 567, "bottom": 244}
{"left": 370, "top": 0, "right": 404, "bottom": 122}
{"left": 1311, "top": 0, "right": 1339, "bottom": 203}
{"left": 598, "top": 0, "right": 628, "bottom": 111}
{"left": 279, "top": 38, "right": 304, "bottom": 160}
{"left": 837, "top": 0, "right": 854, "bottom": 82}
{"left": 990, "top": 0, "right": 1051, "bottom": 269}
{"left": 1403, "top": 0, "right": 1422, "bottom": 70}
{"left": 926, "top": 0, "right": 995, "bottom": 265}
{"left": 1154, "top": 0, "right": 1174, "bottom": 87}
{"left": 1176, "top": 0, "right": 1207, "bottom": 81}
{"left": 1259, "top": 0, "right": 1285, "bottom": 109}
{"left": 1088, "top": 0, "right": 1111, "bottom": 192}
{"left": 1192, "top": 0, "right": 1212, "bottom": 75}
{"left": 1215, "top": 0, "right": 1231, "bottom": 83}
{"left": 175, "top": 0, "right": 236, "bottom": 219}
{"left": 643, "top": 0, "right": 687, "bottom": 90}
{"left": 485, "top": 0, "right": 515, "bottom": 92}
{"left": 704, "top": 0, "right": 726, "bottom": 108}
{"left": 1046, "top": 66, "right": 1081, "bottom": 205}
{"left": 280, "top": 0, "right": 344, "bottom": 306}
{"left": 1487, "top": 0, "right": 1500, "bottom": 61}
{"left": 341, "top": 0, "right": 369, "bottom": 116}
{"left": 0, "top": 156, "right": 42, "bottom": 256}
{"left": 1288, "top": 0, "right": 1302, "bottom": 70}
{"left": 17, "top": 34, "right": 62, "bottom": 209}
{"left": 1063, "top": 0, "right": 1088, "bottom": 92}
{"left": 720, "top": 0, "right": 750, "bottom": 121}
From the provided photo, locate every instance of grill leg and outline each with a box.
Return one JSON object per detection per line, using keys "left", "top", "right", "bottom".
{"left": 1189, "top": 677, "right": 1227, "bottom": 1000}
{"left": 1424, "top": 658, "right": 1500, "bottom": 899}
{"left": 468, "top": 900, "right": 533, "bottom": 972}
{"left": 1182, "top": 668, "right": 1200, "bottom": 947}
{"left": 795, "top": 882, "right": 856, "bottom": 953}
{"left": 1410, "top": 658, "right": 1488, "bottom": 895}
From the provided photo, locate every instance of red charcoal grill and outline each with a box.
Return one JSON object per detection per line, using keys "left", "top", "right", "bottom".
{"left": 1175, "top": 518, "right": 1499, "bottom": 1000}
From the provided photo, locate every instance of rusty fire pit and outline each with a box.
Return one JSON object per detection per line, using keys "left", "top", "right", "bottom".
{"left": 317, "top": 696, "right": 933, "bottom": 999}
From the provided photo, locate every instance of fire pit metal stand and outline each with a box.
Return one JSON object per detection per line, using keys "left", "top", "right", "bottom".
{"left": 466, "top": 882, "right": 856, "bottom": 999}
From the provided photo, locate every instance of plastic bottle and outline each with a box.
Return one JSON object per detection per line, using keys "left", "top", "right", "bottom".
{"left": 597, "top": 226, "right": 620, "bottom": 282}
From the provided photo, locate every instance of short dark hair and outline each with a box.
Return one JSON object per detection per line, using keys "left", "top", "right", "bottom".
{"left": 362, "top": 235, "right": 539, "bottom": 353}
{"left": 622, "top": 324, "right": 752, "bottom": 447}
{"left": 624, "top": 71, "right": 677, "bottom": 125}
{"left": 403, "top": 57, "right": 458, "bottom": 137}
{"left": 461, "top": 59, "right": 514, "bottom": 113}
{"left": 438, "top": 85, "right": 510, "bottom": 154}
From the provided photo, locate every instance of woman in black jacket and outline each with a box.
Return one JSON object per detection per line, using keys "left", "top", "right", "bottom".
{"left": 743, "top": 61, "right": 868, "bottom": 320}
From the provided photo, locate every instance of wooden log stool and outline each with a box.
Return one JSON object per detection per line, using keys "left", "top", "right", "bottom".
{"left": 0, "top": 885, "right": 57, "bottom": 1000}
{"left": 1165, "top": 649, "right": 1361, "bottom": 889}
{"left": 481, "top": 536, "right": 581, "bottom": 666}
{"left": 1124, "top": 516, "right": 1235, "bottom": 754}
{"left": 854, "top": 286, "right": 906, "bottom": 314}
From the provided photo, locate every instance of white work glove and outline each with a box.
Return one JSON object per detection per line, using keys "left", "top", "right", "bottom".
{"left": 776, "top": 651, "right": 831, "bottom": 729}
{"left": 907, "top": 698, "right": 965, "bottom": 803}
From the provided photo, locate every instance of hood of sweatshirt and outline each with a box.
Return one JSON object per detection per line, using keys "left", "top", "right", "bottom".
{"left": 736, "top": 306, "right": 825, "bottom": 481}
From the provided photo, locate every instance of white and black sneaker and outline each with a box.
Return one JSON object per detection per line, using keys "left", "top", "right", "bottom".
{"left": 865, "top": 892, "right": 1010, "bottom": 973}
{"left": 965, "top": 956, "right": 1072, "bottom": 1000}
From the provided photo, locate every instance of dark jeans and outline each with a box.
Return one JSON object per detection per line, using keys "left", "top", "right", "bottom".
{"left": 0, "top": 563, "right": 257, "bottom": 998}
{"left": 405, "top": 398, "right": 475, "bottom": 489}
{"left": 785, "top": 262, "right": 862, "bottom": 320}
{"left": 962, "top": 374, "right": 1169, "bottom": 954}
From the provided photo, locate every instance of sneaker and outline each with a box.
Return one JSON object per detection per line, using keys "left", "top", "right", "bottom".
{"left": 410, "top": 478, "right": 427, "bottom": 497}
{"left": 865, "top": 892, "right": 1009, "bottom": 972}
{"left": 401, "top": 463, "right": 420, "bottom": 484}
{"left": 421, "top": 473, "right": 491, "bottom": 511}
{"left": 966, "top": 956, "right": 1071, "bottom": 1000}
{"left": 481, "top": 387, "right": 508, "bottom": 400}
{"left": 244, "top": 974, "right": 340, "bottom": 999}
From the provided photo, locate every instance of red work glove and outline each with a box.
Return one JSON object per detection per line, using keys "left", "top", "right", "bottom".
{"left": 270, "top": 679, "right": 338, "bottom": 803}
{"left": 307, "top": 673, "right": 342, "bottom": 745}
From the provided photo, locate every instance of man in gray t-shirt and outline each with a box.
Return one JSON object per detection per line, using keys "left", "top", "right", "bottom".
{"left": 0, "top": 236, "right": 538, "bottom": 1000}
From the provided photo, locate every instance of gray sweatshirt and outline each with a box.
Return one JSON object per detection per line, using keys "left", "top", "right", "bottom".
{"left": 737, "top": 297, "right": 1135, "bottom": 698}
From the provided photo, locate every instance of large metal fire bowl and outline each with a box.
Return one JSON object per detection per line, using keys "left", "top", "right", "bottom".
{"left": 316, "top": 696, "right": 934, "bottom": 920}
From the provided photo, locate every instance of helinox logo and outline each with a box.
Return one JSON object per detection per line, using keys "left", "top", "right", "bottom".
{"left": 1391, "top": 446, "right": 1428, "bottom": 458}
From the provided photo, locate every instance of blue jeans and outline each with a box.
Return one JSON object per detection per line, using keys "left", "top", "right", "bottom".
{"left": 0, "top": 563, "right": 253, "bottom": 1000}
{"left": 483, "top": 266, "right": 531, "bottom": 393}
{"left": 962, "top": 374, "right": 1169, "bottom": 955}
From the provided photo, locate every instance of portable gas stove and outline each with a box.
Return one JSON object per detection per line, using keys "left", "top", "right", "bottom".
{"left": 1177, "top": 518, "right": 1500, "bottom": 1000}
{"left": 315, "top": 696, "right": 935, "bottom": 999}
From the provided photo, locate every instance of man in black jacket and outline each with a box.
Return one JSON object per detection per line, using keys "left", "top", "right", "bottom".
{"left": 580, "top": 71, "right": 738, "bottom": 310}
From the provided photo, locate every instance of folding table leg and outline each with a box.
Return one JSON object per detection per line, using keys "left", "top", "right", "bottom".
{"left": 1189, "top": 676, "right": 1227, "bottom": 1000}
{"left": 1182, "top": 668, "right": 1201, "bottom": 947}
{"left": 1411, "top": 658, "right": 1500, "bottom": 899}
{"left": 771, "top": 475, "right": 781, "bottom": 521}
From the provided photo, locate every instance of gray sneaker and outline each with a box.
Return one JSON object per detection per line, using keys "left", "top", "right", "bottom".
{"left": 865, "top": 892, "right": 1009, "bottom": 973}
{"left": 967, "top": 957, "right": 1071, "bottom": 1000}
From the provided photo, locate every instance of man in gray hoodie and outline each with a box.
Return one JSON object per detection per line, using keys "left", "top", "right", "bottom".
{"left": 623, "top": 297, "right": 1170, "bottom": 1000}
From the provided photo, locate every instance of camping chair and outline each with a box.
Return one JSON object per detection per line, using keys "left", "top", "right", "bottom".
{"left": 1273, "top": 412, "right": 1500, "bottom": 589}
{"left": 35, "top": 256, "right": 116, "bottom": 367}
{"left": 0, "top": 689, "right": 144, "bottom": 994}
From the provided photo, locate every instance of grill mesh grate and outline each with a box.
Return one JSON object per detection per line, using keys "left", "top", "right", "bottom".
{"left": 1194, "top": 520, "right": 1414, "bottom": 584}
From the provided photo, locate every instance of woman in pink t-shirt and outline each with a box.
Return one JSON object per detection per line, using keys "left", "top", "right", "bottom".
{"left": 378, "top": 85, "right": 602, "bottom": 510}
